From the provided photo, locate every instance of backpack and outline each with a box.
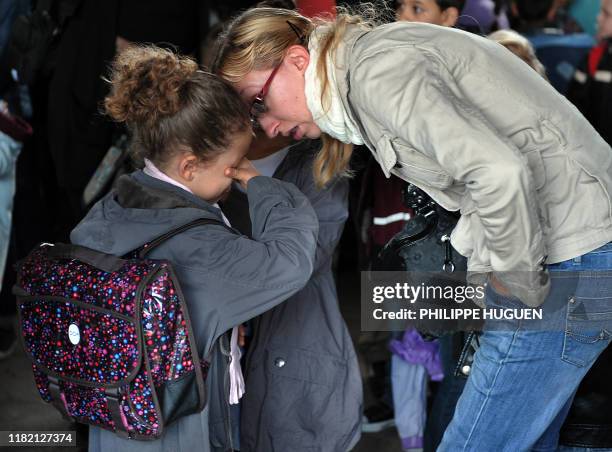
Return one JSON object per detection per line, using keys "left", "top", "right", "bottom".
{"left": 13, "top": 218, "right": 226, "bottom": 440}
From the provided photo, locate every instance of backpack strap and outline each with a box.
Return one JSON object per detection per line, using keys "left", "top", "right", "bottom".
{"left": 137, "top": 218, "right": 232, "bottom": 259}
{"left": 46, "top": 375, "right": 74, "bottom": 423}
{"left": 45, "top": 243, "right": 125, "bottom": 273}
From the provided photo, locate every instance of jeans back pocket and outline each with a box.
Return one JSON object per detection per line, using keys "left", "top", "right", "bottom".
{"left": 562, "top": 289, "right": 612, "bottom": 367}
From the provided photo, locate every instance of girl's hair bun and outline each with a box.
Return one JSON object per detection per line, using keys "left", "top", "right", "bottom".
{"left": 104, "top": 45, "right": 198, "bottom": 126}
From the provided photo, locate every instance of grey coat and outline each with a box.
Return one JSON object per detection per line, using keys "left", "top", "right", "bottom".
{"left": 221, "top": 142, "right": 363, "bottom": 452}
{"left": 70, "top": 170, "right": 318, "bottom": 452}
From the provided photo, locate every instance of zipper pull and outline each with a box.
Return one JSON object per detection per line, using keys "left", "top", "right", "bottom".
{"left": 442, "top": 234, "right": 455, "bottom": 273}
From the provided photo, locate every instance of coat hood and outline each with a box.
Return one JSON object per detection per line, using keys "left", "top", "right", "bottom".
{"left": 70, "top": 171, "right": 228, "bottom": 256}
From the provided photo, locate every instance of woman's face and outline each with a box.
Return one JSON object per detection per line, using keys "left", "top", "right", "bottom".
{"left": 234, "top": 46, "right": 322, "bottom": 140}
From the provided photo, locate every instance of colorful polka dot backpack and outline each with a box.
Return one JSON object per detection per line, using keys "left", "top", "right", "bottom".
{"left": 13, "top": 219, "right": 225, "bottom": 440}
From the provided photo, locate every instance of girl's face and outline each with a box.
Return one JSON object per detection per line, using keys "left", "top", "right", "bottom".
{"left": 174, "top": 129, "right": 253, "bottom": 203}
{"left": 396, "top": 0, "right": 458, "bottom": 27}
{"left": 234, "top": 46, "right": 322, "bottom": 141}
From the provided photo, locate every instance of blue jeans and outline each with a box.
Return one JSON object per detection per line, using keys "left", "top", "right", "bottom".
{"left": 438, "top": 242, "right": 612, "bottom": 452}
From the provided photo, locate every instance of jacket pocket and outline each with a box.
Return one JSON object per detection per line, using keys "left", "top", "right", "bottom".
{"left": 524, "top": 150, "right": 547, "bottom": 190}
{"left": 382, "top": 137, "right": 454, "bottom": 190}
{"left": 265, "top": 347, "right": 347, "bottom": 388}
{"left": 259, "top": 347, "right": 360, "bottom": 450}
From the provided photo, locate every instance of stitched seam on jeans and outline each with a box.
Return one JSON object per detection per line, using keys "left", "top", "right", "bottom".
{"left": 562, "top": 301, "right": 588, "bottom": 366}
{"left": 462, "top": 329, "right": 521, "bottom": 450}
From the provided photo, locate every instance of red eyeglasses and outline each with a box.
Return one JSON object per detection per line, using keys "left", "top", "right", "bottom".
{"left": 249, "top": 21, "right": 305, "bottom": 128}
{"left": 249, "top": 63, "right": 282, "bottom": 127}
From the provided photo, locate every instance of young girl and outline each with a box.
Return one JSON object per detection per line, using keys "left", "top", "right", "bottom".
{"left": 221, "top": 131, "right": 362, "bottom": 452}
{"left": 70, "top": 45, "right": 319, "bottom": 452}
{"left": 213, "top": 6, "right": 612, "bottom": 450}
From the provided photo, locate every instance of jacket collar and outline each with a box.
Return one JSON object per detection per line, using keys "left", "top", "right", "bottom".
{"left": 116, "top": 170, "right": 225, "bottom": 219}
{"left": 330, "top": 25, "right": 397, "bottom": 177}
{"left": 331, "top": 25, "right": 372, "bottom": 141}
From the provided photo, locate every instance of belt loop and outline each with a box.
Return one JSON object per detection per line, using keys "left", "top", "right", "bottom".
{"left": 573, "top": 255, "right": 582, "bottom": 264}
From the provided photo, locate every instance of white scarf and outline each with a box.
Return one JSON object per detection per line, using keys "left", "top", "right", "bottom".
{"left": 143, "top": 159, "right": 245, "bottom": 404}
{"left": 304, "top": 29, "right": 364, "bottom": 145}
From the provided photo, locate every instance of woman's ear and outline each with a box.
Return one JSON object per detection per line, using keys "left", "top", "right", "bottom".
{"left": 284, "top": 44, "right": 311, "bottom": 74}
{"left": 178, "top": 154, "right": 199, "bottom": 181}
{"left": 441, "top": 7, "right": 460, "bottom": 27}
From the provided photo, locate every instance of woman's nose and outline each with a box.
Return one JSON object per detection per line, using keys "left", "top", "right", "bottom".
{"left": 258, "top": 115, "right": 279, "bottom": 139}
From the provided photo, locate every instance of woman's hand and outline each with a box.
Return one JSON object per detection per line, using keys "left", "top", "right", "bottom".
{"left": 225, "top": 158, "right": 260, "bottom": 189}
{"left": 489, "top": 273, "right": 511, "bottom": 296}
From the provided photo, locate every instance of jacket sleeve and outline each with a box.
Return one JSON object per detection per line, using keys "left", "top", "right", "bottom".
{"left": 171, "top": 176, "right": 319, "bottom": 339}
{"left": 297, "top": 160, "right": 349, "bottom": 274}
{"left": 350, "top": 47, "right": 550, "bottom": 306}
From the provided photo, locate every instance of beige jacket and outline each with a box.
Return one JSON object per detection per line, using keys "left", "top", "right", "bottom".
{"left": 334, "top": 22, "right": 612, "bottom": 306}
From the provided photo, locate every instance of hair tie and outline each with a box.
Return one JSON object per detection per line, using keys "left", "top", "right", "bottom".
{"left": 286, "top": 20, "right": 305, "bottom": 44}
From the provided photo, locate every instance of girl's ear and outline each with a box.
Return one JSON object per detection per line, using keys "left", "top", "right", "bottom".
{"left": 178, "top": 154, "right": 199, "bottom": 181}
{"left": 441, "top": 7, "right": 460, "bottom": 27}
{"left": 284, "top": 45, "right": 311, "bottom": 74}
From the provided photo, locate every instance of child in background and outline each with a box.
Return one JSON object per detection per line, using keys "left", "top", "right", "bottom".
{"left": 395, "top": 0, "right": 465, "bottom": 26}
{"left": 567, "top": 0, "right": 612, "bottom": 145}
{"left": 488, "top": 29, "right": 548, "bottom": 78}
{"left": 220, "top": 131, "right": 363, "bottom": 452}
{"left": 72, "top": 45, "right": 319, "bottom": 452}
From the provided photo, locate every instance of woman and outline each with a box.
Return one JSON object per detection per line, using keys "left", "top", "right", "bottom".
{"left": 213, "top": 6, "right": 612, "bottom": 451}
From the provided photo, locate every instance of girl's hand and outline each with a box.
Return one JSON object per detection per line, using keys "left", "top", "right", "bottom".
{"left": 238, "top": 324, "right": 247, "bottom": 348}
{"left": 225, "top": 158, "right": 260, "bottom": 189}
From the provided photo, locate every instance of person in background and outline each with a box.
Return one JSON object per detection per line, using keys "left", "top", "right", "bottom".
{"left": 488, "top": 28, "right": 548, "bottom": 77}
{"left": 396, "top": 0, "right": 465, "bottom": 26}
{"left": 567, "top": 0, "right": 612, "bottom": 145}
{"left": 0, "top": 100, "right": 30, "bottom": 359}
{"left": 214, "top": 5, "right": 360, "bottom": 452}
{"left": 511, "top": 0, "right": 595, "bottom": 93}
{"left": 457, "top": 0, "right": 509, "bottom": 34}
{"left": 47, "top": 0, "right": 209, "bottom": 243}
{"left": 220, "top": 132, "right": 362, "bottom": 452}
{"left": 0, "top": 0, "right": 31, "bottom": 360}
{"left": 568, "top": 0, "right": 602, "bottom": 37}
